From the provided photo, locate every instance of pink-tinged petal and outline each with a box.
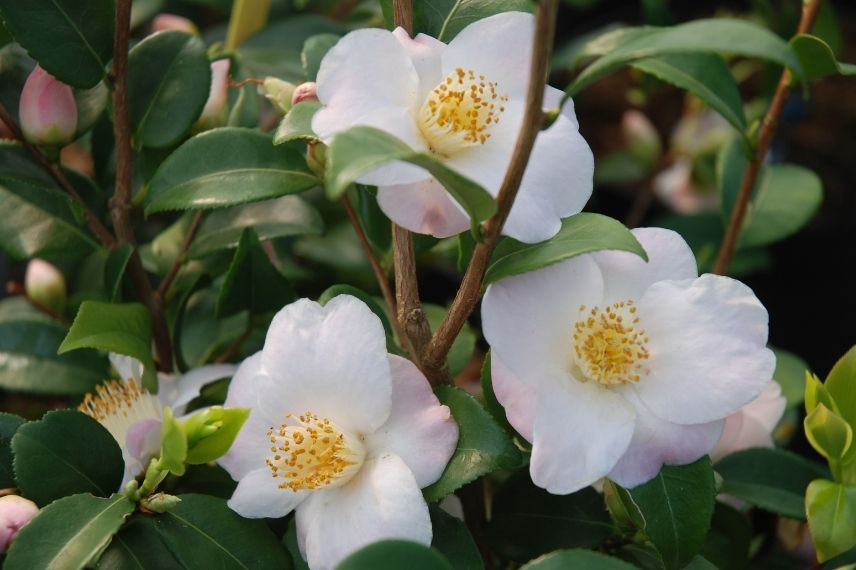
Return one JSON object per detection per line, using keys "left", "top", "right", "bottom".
{"left": 633, "top": 274, "right": 775, "bottom": 425}
{"left": 710, "top": 380, "right": 784, "bottom": 462}
{"left": 151, "top": 14, "right": 198, "bottom": 35}
{"left": 376, "top": 178, "right": 470, "bottom": 238}
{"left": 259, "top": 296, "right": 392, "bottom": 434}
{"left": 198, "top": 59, "right": 230, "bottom": 123}
{"left": 125, "top": 418, "right": 163, "bottom": 466}
{"left": 490, "top": 355, "right": 536, "bottom": 442}
{"left": 530, "top": 376, "right": 636, "bottom": 494}
{"left": 0, "top": 496, "right": 39, "bottom": 553}
{"left": 164, "top": 363, "right": 237, "bottom": 415}
{"left": 19, "top": 65, "right": 77, "bottom": 146}
{"left": 482, "top": 255, "right": 603, "bottom": 383}
{"left": 608, "top": 391, "right": 723, "bottom": 488}
{"left": 392, "top": 28, "right": 445, "bottom": 102}
{"left": 297, "top": 452, "right": 431, "bottom": 570}
{"left": 227, "top": 467, "right": 308, "bottom": 519}
{"left": 592, "top": 227, "right": 698, "bottom": 304}
{"left": 364, "top": 356, "right": 458, "bottom": 488}
{"left": 743, "top": 379, "right": 787, "bottom": 433}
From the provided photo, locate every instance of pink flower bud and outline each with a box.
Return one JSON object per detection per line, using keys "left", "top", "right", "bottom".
{"left": 0, "top": 496, "right": 39, "bottom": 553}
{"left": 151, "top": 14, "right": 199, "bottom": 36}
{"left": 19, "top": 65, "right": 78, "bottom": 146}
{"left": 198, "top": 59, "right": 231, "bottom": 126}
{"left": 25, "top": 258, "right": 67, "bottom": 316}
{"left": 291, "top": 82, "right": 318, "bottom": 106}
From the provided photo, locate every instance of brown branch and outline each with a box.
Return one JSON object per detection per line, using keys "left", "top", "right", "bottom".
{"left": 110, "top": 0, "right": 173, "bottom": 372}
{"left": 157, "top": 210, "right": 204, "bottom": 299}
{"left": 423, "top": 0, "right": 559, "bottom": 376}
{"left": 0, "top": 102, "right": 116, "bottom": 247}
{"left": 713, "top": 0, "right": 822, "bottom": 275}
{"left": 392, "top": 0, "right": 413, "bottom": 34}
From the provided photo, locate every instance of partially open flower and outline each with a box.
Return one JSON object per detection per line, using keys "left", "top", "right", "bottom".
{"left": 19, "top": 65, "right": 77, "bottom": 147}
{"left": 220, "top": 296, "right": 458, "bottom": 570}
{"left": 151, "top": 13, "right": 199, "bottom": 36}
{"left": 198, "top": 59, "right": 231, "bottom": 126}
{"left": 482, "top": 228, "right": 775, "bottom": 493}
{"left": 312, "top": 11, "right": 593, "bottom": 243}
{"left": 710, "top": 379, "right": 786, "bottom": 462}
{"left": 0, "top": 496, "right": 38, "bottom": 553}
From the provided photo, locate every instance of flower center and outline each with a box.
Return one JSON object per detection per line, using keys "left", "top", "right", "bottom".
{"left": 572, "top": 300, "right": 650, "bottom": 386}
{"left": 78, "top": 379, "right": 162, "bottom": 447}
{"left": 418, "top": 67, "right": 508, "bottom": 157}
{"left": 266, "top": 411, "right": 365, "bottom": 492}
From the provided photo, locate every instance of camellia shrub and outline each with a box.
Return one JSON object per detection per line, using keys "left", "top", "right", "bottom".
{"left": 0, "top": 0, "right": 854, "bottom": 568}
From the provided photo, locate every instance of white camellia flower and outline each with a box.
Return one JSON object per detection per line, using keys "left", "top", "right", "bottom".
{"left": 482, "top": 227, "right": 775, "bottom": 493}
{"left": 312, "top": 11, "right": 593, "bottom": 243}
{"left": 78, "top": 354, "right": 237, "bottom": 486}
{"left": 710, "top": 379, "right": 786, "bottom": 462}
{"left": 219, "top": 296, "right": 458, "bottom": 570}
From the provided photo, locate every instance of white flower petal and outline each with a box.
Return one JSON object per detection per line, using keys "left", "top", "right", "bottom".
{"left": 364, "top": 355, "right": 458, "bottom": 488}
{"left": 392, "top": 28, "right": 446, "bottom": 103}
{"left": 743, "top": 379, "right": 786, "bottom": 433}
{"left": 710, "top": 380, "right": 784, "bottom": 462}
{"left": 482, "top": 255, "right": 603, "bottom": 382}
{"left": 298, "top": 452, "right": 431, "bottom": 570}
{"left": 543, "top": 85, "right": 579, "bottom": 129}
{"left": 491, "top": 354, "right": 536, "bottom": 442}
{"left": 592, "top": 227, "right": 698, "bottom": 304}
{"left": 260, "top": 296, "right": 392, "bottom": 434}
{"left": 109, "top": 353, "right": 144, "bottom": 383}
{"left": 377, "top": 178, "right": 470, "bottom": 238}
{"left": 530, "top": 376, "right": 636, "bottom": 494}
{"left": 633, "top": 274, "right": 775, "bottom": 425}
{"left": 350, "top": 106, "right": 433, "bottom": 187}
{"left": 227, "top": 467, "right": 308, "bottom": 519}
{"left": 164, "top": 363, "right": 237, "bottom": 415}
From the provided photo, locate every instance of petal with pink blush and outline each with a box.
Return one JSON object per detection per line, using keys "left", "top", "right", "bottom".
{"left": 377, "top": 178, "right": 470, "bottom": 238}
{"left": 490, "top": 355, "right": 536, "bottom": 442}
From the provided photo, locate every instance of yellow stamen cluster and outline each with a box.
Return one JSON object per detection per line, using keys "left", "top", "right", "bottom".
{"left": 266, "top": 411, "right": 364, "bottom": 492}
{"left": 418, "top": 67, "right": 508, "bottom": 156}
{"left": 572, "top": 300, "right": 650, "bottom": 386}
{"left": 79, "top": 378, "right": 147, "bottom": 421}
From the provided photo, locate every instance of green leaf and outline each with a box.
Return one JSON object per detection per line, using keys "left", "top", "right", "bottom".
{"left": 146, "top": 128, "right": 318, "bottom": 214}
{"left": 104, "top": 244, "right": 134, "bottom": 302}
{"left": 627, "top": 457, "right": 716, "bottom": 570}
{"left": 424, "top": 304, "right": 475, "bottom": 377}
{"left": 567, "top": 18, "right": 803, "bottom": 95}
{"left": 422, "top": 386, "right": 522, "bottom": 502}
{"left": 379, "top": 0, "right": 533, "bottom": 42}
{"left": 216, "top": 228, "right": 296, "bottom": 317}
{"left": 478, "top": 352, "right": 520, "bottom": 439}
{"left": 773, "top": 347, "right": 809, "bottom": 408}
{"left": 128, "top": 31, "right": 212, "bottom": 148}
{"left": 0, "top": 0, "right": 114, "bottom": 88}
{"left": 700, "top": 502, "right": 751, "bottom": 570}
{"left": 630, "top": 53, "right": 746, "bottom": 132}
{"left": 190, "top": 195, "right": 323, "bottom": 258}
{"left": 805, "top": 404, "right": 853, "bottom": 461}
{"left": 274, "top": 100, "right": 322, "bottom": 144}
{"left": 301, "top": 33, "right": 340, "bottom": 81}
{"left": 603, "top": 479, "right": 645, "bottom": 533}
{"left": 11, "top": 410, "right": 124, "bottom": 505}
{"left": 519, "top": 550, "right": 637, "bottom": 570}
{"left": 319, "top": 284, "right": 394, "bottom": 339}
{"left": 97, "top": 516, "right": 183, "bottom": 569}
{"left": 74, "top": 81, "right": 110, "bottom": 137}
{"left": 682, "top": 557, "right": 719, "bottom": 570}
{"left": 790, "top": 34, "right": 856, "bottom": 81}
{"left": 4, "top": 493, "right": 135, "bottom": 570}
{"left": 485, "top": 213, "right": 647, "bottom": 284}
{"left": 356, "top": 185, "right": 392, "bottom": 253}
{"left": 487, "top": 474, "right": 615, "bottom": 562}
{"left": 0, "top": 412, "right": 25, "bottom": 488}
{"left": 806, "top": 480, "right": 856, "bottom": 562}
{"left": 183, "top": 406, "right": 250, "bottom": 465}
{"left": 715, "top": 448, "right": 828, "bottom": 520}
{"left": 159, "top": 407, "right": 187, "bottom": 476}
{"left": 336, "top": 540, "right": 453, "bottom": 570}
{"left": 326, "top": 126, "right": 496, "bottom": 234}
{"left": 825, "top": 345, "right": 856, "bottom": 429}
{"left": 284, "top": 518, "right": 310, "bottom": 570}
{"left": 430, "top": 505, "right": 483, "bottom": 570}
{"left": 59, "top": 300, "right": 157, "bottom": 392}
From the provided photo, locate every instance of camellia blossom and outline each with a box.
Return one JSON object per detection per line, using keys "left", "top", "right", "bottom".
{"left": 482, "top": 227, "right": 775, "bottom": 493}
{"left": 219, "top": 296, "right": 458, "bottom": 570}
{"left": 78, "top": 354, "right": 236, "bottom": 486}
{"left": 312, "top": 11, "right": 593, "bottom": 243}
{"left": 710, "top": 379, "right": 786, "bottom": 462}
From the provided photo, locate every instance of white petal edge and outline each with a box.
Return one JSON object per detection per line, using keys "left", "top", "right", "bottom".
{"left": 392, "top": 27, "right": 446, "bottom": 103}
{"left": 162, "top": 363, "right": 237, "bottom": 415}
{"left": 490, "top": 354, "right": 536, "bottom": 442}
{"left": 376, "top": 178, "right": 470, "bottom": 238}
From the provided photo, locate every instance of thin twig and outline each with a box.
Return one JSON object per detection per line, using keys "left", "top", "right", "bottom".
{"left": 423, "top": 0, "right": 559, "bottom": 376}
{"left": 157, "top": 210, "right": 204, "bottom": 299}
{"left": 713, "top": 0, "right": 822, "bottom": 275}
{"left": 215, "top": 325, "right": 253, "bottom": 363}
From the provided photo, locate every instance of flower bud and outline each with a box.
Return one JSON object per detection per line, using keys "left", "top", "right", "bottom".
{"left": 140, "top": 492, "right": 181, "bottom": 514}
{"left": 151, "top": 14, "right": 199, "bottom": 36}
{"left": 198, "top": 59, "right": 231, "bottom": 126}
{"left": 19, "top": 65, "right": 78, "bottom": 146}
{"left": 291, "top": 81, "right": 318, "bottom": 106}
{"left": 621, "top": 110, "right": 661, "bottom": 168}
{"left": 25, "top": 258, "right": 66, "bottom": 316}
{"left": 306, "top": 141, "right": 327, "bottom": 179}
{"left": 0, "top": 495, "right": 39, "bottom": 553}
{"left": 262, "top": 77, "right": 296, "bottom": 115}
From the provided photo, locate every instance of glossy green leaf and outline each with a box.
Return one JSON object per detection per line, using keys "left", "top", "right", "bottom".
{"left": 104, "top": 244, "right": 134, "bottom": 302}
{"left": 0, "top": 412, "right": 25, "bottom": 488}
{"left": 319, "top": 284, "right": 394, "bottom": 339}
{"left": 825, "top": 345, "right": 856, "bottom": 429}
{"left": 216, "top": 228, "right": 296, "bottom": 317}
{"left": 805, "top": 404, "right": 853, "bottom": 461}
{"left": 567, "top": 18, "right": 803, "bottom": 95}
{"left": 630, "top": 53, "right": 746, "bottom": 132}
{"left": 603, "top": 479, "right": 645, "bottom": 533}
{"left": 128, "top": 31, "right": 211, "bottom": 148}
{"left": 183, "top": 406, "right": 249, "bottom": 465}
{"left": 337, "top": 540, "right": 453, "bottom": 570}
{"left": 628, "top": 457, "right": 716, "bottom": 570}
{"left": 326, "top": 126, "right": 496, "bottom": 234}
{"left": 301, "top": 33, "right": 340, "bottom": 81}
{"left": 791, "top": 34, "right": 856, "bottom": 81}
{"left": 423, "top": 386, "right": 522, "bottom": 502}
{"left": 0, "top": 0, "right": 113, "bottom": 88}
{"left": 59, "top": 300, "right": 157, "bottom": 392}
{"left": 146, "top": 128, "right": 318, "bottom": 214}
{"left": 4, "top": 493, "right": 135, "bottom": 570}
{"left": 485, "top": 213, "right": 647, "bottom": 284}
{"left": 806, "top": 480, "right": 856, "bottom": 562}
{"left": 430, "top": 506, "right": 483, "bottom": 570}
{"left": 715, "top": 448, "right": 828, "bottom": 520}
{"left": 97, "top": 516, "right": 182, "bottom": 570}
{"left": 520, "top": 550, "right": 637, "bottom": 570}
{"left": 773, "top": 347, "right": 809, "bottom": 408}
{"left": 12, "top": 410, "right": 123, "bottom": 505}
{"left": 274, "top": 101, "right": 322, "bottom": 144}
{"left": 379, "top": 0, "right": 533, "bottom": 41}
{"left": 488, "top": 474, "right": 614, "bottom": 562}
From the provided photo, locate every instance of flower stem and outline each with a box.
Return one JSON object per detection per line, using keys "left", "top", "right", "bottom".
{"left": 713, "top": 0, "right": 823, "bottom": 275}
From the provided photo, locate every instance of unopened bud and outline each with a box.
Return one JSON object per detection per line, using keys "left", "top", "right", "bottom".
{"left": 25, "top": 259, "right": 66, "bottom": 316}
{"left": 198, "top": 59, "right": 231, "bottom": 126}
{"left": 140, "top": 492, "right": 181, "bottom": 514}
{"left": 262, "top": 77, "right": 296, "bottom": 115}
{"left": 291, "top": 81, "right": 318, "bottom": 106}
{"left": 621, "top": 110, "right": 661, "bottom": 168}
{"left": 19, "top": 65, "right": 78, "bottom": 147}
{"left": 151, "top": 14, "right": 199, "bottom": 36}
{"left": 0, "top": 496, "right": 39, "bottom": 553}
{"left": 306, "top": 141, "right": 327, "bottom": 178}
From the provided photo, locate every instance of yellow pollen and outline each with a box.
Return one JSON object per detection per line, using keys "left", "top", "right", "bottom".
{"left": 572, "top": 300, "right": 650, "bottom": 386}
{"left": 78, "top": 378, "right": 147, "bottom": 421}
{"left": 418, "top": 67, "right": 508, "bottom": 156}
{"left": 265, "top": 411, "right": 364, "bottom": 492}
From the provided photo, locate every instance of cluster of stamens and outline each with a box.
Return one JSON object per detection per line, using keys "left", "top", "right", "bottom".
{"left": 572, "top": 300, "right": 651, "bottom": 386}
{"left": 418, "top": 67, "right": 508, "bottom": 156}
{"left": 266, "top": 411, "right": 364, "bottom": 492}
{"left": 78, "top": 378, "right": 162, "bottom": 447}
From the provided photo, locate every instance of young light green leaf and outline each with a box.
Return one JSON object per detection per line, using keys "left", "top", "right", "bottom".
{"left": 825, "top": 345, "right": 856, "bottom": 429}
{"left": 806, "top": 480, "right": 856, "bottom": 562}
{"left": 790, "top": 34, "right": 856, "bottom": 81}
{"left": 183, "top": 406, "right": 250, "bottom": 465}
{"left": 274, "top": 101, "right": 322, "bottom": 144}
{"left": 519, "top": 550, "right": 637, "bottom": 570}
{"left": 485, "top": 213, "right": 647, "bottom": 284}
{"left": 805, "top": 404, "right": 853, "bottom": 462}
{"left": 806, "top": 371, "right": 837, "bottom": 415}
{"left": 146, "top": 128, "right": 318, "bottom": 214}
{"left": 337, "top": 540, "right": 453, "bottom": 570}
{"left": 159, "top": 407, "right": 187, "bottom": 476}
